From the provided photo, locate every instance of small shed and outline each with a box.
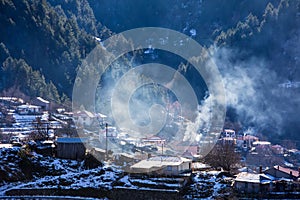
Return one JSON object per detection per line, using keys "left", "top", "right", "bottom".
{"left": 56, "top": 137, "right": 88, "bottom": 160}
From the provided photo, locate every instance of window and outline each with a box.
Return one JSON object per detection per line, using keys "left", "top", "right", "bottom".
{"left": 167, "top": 166, "right": 172, "bottom": 171}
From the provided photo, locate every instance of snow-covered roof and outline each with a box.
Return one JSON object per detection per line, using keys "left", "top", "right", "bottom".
{"left": 224, "top": 129, "right": 235, "bottom": 133}
{"left": 97, "top": 113, "right": 107, "bottom": 118}
{"left": 235, "top": 172, "right": 271, "bottom": 184}
{"left": 192, "top": 162, "right": 211, "bottom": 169}
{"left": 42, "top": 140, "right": 54, "bottom": 145}
{"left": 17, "top": 104, "right": 41, "bottom": 109}
{"left": 92, "top": 147, "right": 106, "bottom": 153}
{"left": 36, "top": 97, "right": 50, "bottom": 104}
{"left": 131, "top": 156, "right": 191, "bottom": 170}
{"left": 85, "top": 111, "right": 95, "bottom": 118}
{"left": 220, "top": 137, "right": 235, "bottom": 141}
{"left": 253, "top": 141, "right": 271, "bottom": 146}
{"left": 0, "top": 97, "right": 24, "bottom": 104}
{"left": 0, "top": 144, "right": 13, "bottom": 148}
{"left": 74, "top": 110, "right": 96, "bottom": 118}
{"left": 238, "top": 167, "right": 254, "bottom": 173}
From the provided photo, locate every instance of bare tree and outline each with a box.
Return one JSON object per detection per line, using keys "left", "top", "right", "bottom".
{"left": 203, "top": 141, "right": 240, "bottom": 172}
{"left": 30, "top": 117, "right": 49, "bottom": 141}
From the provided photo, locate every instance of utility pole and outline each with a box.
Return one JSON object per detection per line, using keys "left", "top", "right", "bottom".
{"left": 105, "top": 123, "right": 108, "bottom": 160}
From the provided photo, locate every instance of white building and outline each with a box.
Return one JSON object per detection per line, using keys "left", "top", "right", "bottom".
{"left": 223, "top": 129, "right": 236, "bottom": 138}
{"left": 130, "top": 156, "right": 192, "bottom": 176}
{"left": 17, "top": 104, "right": 42, "bottom": 115}
{"left": 141, "top": 135, "right": 166, "bottom": 146}
{"left": 234, "top": 172, "right": 272, "bottom": 193}
{"left": 73, "top": 110, "right": 98, "bottom": 127}
{"left": 32, "top": 97, "right": 50, "bottom": 110}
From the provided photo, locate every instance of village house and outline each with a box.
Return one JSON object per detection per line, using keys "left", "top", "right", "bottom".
{"left": 73, "top": 110, "right": 97, "bottom": 127}
{"left": 235, "top": 165, "right": 300, "bottom": 194}
{"left": 100, "top": 126, "right": 118, "bottom": 138}
{"left": 236, "top": 135, "right": 259, "bottom": 150}
{"left": 182, "top": 150, "right": 197, "bottom": 160}
{"left": 221, "top": 129, "right": 236, "bottom": 138}
{"left": 234, "top": 172, "right": 272, "bottom": 193}
{"left": 130, "top": 155, "right": 192, "bottom": 176}
{"left": 271, "top": 144, "right": 284, "bottom": 155}
{"left": 252, "top": 141, "right": 271, "bottom": 147}
{"left": 174, "top": 142, "right": 200, "bottom": 160}
{"left": 264, "top": 165, "right": 300, "bottom": 181}
{"left": 172, "top": 140, "right": 200, "bottom": 154}
{"left": 56, "top": 137, "right": 88, "bottom": 160}
{"left": 32, "top": 97, "right": 50, "bottom": 111}
{"left": 17, "top": 104, "right": 42, "bottom": 115}
{"left": 0, "top": 97, "right": 24, "bottom": 106}
{"left": 217, "top": 137, "right": 236, "bottom": 145}
{"left": 113, "top": 153, "right": 139, "bottom": 171}
{"left": 90, "top": 147, "right": 106, "bottom": 161}
{"left": 96, "top": 113, "right": 107, "bottom": 126}
{"left": 191, "top": 162, "right": 211, "bottom": 171}
{"left": 141, "top": 135, "right": 166, "bottom": 146}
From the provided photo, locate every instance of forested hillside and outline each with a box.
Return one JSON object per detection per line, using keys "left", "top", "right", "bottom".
{"left": 0, "top": 0, "right": 99, "bottom": 103}
{"left": 0, "top": 0, "right": 299, "bottom": 146}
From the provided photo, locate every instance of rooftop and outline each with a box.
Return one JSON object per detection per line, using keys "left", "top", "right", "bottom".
{"left": 36, "top": 97, "right": 50, "bottom": 104}
{"left": 56, "top": 137, "right": 88, "bottom": 144}
{"left": 17, "top": 104, "right": 41, "bottom": 109}
{"left": 131, "top": 156, "right": 191, "bottom": 170}
{"left": 237, "top": 135, "right": 259, "bottom": 140}
{"left": 142, "top": 136, "right": 166, "bottom": 141}
{"left": 224, "top": 129, "right": 235, "bottom": 133}
{"left": 272, "top": 165, "right": 300, "bottom": 177}
{"left": 253, "top": 141, "right": 271, "bottom": 146}
{"left": 235, "top": 172, "right": 271, "bottom": 183}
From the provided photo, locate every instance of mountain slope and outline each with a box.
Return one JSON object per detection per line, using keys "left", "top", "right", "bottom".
{"left": 0, "top": 0, "right": 97, "bottom": 101}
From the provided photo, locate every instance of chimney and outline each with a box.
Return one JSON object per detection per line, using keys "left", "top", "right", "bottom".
{"left": 290, "top": 171, "right": 293, "bottom": 179}
{"left": 259, "top": 166, "right": 262, "bottom": 174}
{"left": 298, "top": 167, "right": 300, "bottom": 176}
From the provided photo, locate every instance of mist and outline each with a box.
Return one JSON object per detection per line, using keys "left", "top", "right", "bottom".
{"left": 210, "top": 46, "right": 300, "bottom": 145}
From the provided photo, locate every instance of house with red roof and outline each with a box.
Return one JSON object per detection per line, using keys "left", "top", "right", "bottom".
{"left": 264, "top": 165, "right": 300, "bottom": 181}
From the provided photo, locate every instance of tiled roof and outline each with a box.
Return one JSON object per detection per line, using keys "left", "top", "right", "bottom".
{"left": 274, "top": 165, "right": 299, "bottom": 177}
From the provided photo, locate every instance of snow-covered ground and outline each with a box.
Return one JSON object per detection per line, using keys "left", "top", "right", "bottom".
{"left": 183, "top": 171, "right": 233, "bottom": 199}
{"left": 0, "top": 147, "right": 233, "bottom": 199}
{"left": 0, "top": 147, "right": 122, "bottom": 196}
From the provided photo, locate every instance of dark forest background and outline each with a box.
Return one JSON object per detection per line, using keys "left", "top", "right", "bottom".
{"left": 0, "top": 0, "right": 299, "bottom": 147}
